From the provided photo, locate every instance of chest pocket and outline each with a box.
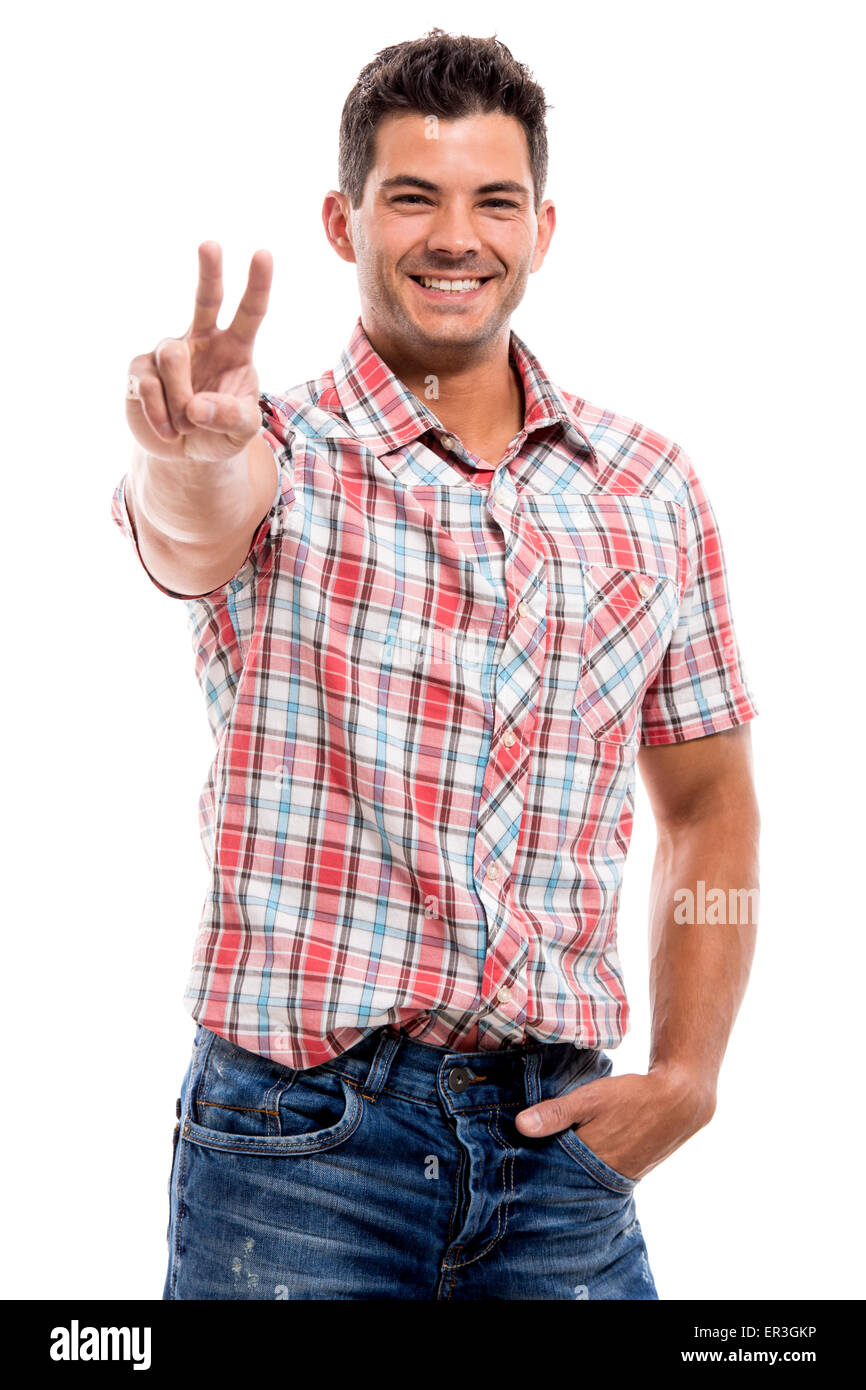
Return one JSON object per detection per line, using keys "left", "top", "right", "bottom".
{"left": 570, "top": 495, "right": 685, "bottom": 745}
{"left": 575, "top": 563, "right": 680, "bottom": 743}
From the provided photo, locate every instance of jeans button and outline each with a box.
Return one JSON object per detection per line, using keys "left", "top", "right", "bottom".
{"left": 448, "top": 1066, "right": 473, "bottom": 1093}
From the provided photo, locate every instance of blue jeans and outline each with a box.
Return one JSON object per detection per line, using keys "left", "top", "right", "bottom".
{"left": 164, "top": 1023, "right": 658, "bottom": 1300}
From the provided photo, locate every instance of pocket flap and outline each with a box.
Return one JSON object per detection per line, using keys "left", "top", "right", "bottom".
{"left": 571, "top": 494, "right": 686, "bottom": 594}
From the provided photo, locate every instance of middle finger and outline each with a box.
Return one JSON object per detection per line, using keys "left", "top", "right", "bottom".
{"left": 226, "top": 248, "right": 273, "bottom": 349}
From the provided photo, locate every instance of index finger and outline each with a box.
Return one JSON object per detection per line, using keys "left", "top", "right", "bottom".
{"left": 225, "top": 248, "right": 273, "bottom": 349}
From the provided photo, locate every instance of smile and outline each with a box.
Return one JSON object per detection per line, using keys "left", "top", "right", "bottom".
{"left": 408, "top": 275, "right": 493, "bottom": 299}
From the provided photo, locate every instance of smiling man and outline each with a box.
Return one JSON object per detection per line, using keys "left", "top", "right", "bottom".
{"left": 114, "top": 29, "right": 760, "bottom": 1301}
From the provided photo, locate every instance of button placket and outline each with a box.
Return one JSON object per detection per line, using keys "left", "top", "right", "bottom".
{"left": 471, "top": 477, "right": 545, "bottom": 1041}
{"left": 474, "top": 654, "right": 541, "bottom": 886}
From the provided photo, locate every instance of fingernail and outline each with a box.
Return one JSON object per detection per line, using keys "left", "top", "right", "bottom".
{"left": 520, "top": 1111, "right": 541, "bottom": 1133}
{"left": 190, "top": 400, "right": 215, "bottom": 424}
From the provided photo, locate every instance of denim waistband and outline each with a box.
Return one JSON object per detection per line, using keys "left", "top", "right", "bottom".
{"left": 320, "top": 1024, "right": 598, "bottom": 1110}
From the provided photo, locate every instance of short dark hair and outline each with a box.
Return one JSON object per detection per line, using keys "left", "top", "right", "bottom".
{"left": 338, "top": 28, "right": 551, "bottom": 212}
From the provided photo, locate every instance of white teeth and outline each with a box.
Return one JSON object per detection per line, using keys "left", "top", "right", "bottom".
{"left": 419, "top": 277, "right": 483, "bottom": 292}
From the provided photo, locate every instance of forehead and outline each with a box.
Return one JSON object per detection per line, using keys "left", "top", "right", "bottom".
{"left": 369, "top": 110, "right": 532, "bottom": 186}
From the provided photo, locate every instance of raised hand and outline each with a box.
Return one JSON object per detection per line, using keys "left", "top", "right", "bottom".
{"left": 125, "top": 241, "right": 273, "bottom": 464}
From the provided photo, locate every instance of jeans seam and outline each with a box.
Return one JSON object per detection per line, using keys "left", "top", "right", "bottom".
{"left": 264, "top": 1070, "right": 294, "bottom": 1137}
{"left": 555, "top": 1129, "right": 636, "bottom": 1194}
{"left": 450, "top": 1108, "right": 513, "bottom": 1269}
{"left": 169, "top": 1135, "right": 190, "bottom": 1299}
{"left": 169, "top": 1029, "right": 215, "bottom": 1297}
{"left": 193, "top": 1028, "right": 219, "bottom": 1122}
{"left": 444, "top": 1246, "right": 462, "bottom": 1299}
{"left": 197, "top": 1101, "right": 280, "bottom": 1115}
{"left": 322, "top": 1067, "right": 439, "bottom": 1108}
{"left": 444, "top": 1139, "right": 465, "bottom": 1249}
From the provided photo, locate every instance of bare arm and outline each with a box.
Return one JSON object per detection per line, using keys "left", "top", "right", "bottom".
{"left": 515, "top": 722, "right": 760, "bottom": 1182}
{"left": 640, "top": 722, "right": 760, "bottom": 1105}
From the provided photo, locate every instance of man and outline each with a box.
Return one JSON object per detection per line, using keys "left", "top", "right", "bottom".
{"left": 114, "top": 29, "right": 760, "bottom": 1300}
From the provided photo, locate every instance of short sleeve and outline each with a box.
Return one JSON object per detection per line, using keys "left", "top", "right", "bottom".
{"left": 109, "top": 396, "right": 285, "bottom": 601}
{"left": 639, "top": 452, "right": 759, "bottom": 745}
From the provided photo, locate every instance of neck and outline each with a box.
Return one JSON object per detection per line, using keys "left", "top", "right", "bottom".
{"left": 361, "top": 320, "right": 525, "bottom": 466}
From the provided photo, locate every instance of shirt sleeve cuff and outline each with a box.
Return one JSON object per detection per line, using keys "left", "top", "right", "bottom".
{"left": 640, "top": 686, "right": 759, "bottom": 746}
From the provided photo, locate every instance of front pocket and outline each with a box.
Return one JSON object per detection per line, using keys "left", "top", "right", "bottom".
{"left": 185, "top": 1029, "right": 364, "bottom": 1156}
{"left": 550, "top": 1048, "right": 638, "bottom": 1195}
{"left": 575, "top": 563, "right": 680, "bottom": 744}
{"left": 184, "top": 1072, "right": 363, "bottom": 1156}
{"left": 556, "top": 1124, "right": 638, "bottom": 1195}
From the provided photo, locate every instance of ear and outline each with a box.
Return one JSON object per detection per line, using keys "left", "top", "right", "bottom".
{"left": 530, "top": 198, "right": 556, "bottom": 274}
{"left": 322, "top": 191, "right": 357, "bottom": 266}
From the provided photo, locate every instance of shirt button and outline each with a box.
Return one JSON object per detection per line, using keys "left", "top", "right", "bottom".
{"left": 486, "top": 863, "right": 500, "bottom": 881}
{"left": 638, "top": 578, "right": 654, "bottom": 598}
{"left": 497, "top": 985, "right": 512, "bottom": 1003}
{"left": 503, "top": 731, "right": 516, "bottom": 748}
{"left": 496, "top": 488, "right": 508, "bottom": 506}
{"left": 517, "top": 600, "right": 531, "bottom": 619}
{"left": 440, "top": 434, "right": 455, "bottom": 450}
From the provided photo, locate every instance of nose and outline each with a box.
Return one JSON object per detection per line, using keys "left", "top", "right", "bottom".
{"left": 426, "top": 200, "right": 483, "bottom": 260}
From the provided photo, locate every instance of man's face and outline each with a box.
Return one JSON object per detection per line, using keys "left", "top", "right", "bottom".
{"left": 325, "top": 110, "right": 555, "bottom": 357}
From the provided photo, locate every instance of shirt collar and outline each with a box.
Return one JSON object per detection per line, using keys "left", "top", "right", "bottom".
{"left": 330, "top": 315, "right": 599, "bottom": 466}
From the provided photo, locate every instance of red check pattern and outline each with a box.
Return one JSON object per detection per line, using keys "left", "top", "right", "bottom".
{"left": 110, "top": 317, "right": 758, "bottom": 1066}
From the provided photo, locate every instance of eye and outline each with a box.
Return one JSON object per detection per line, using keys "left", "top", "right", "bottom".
{"left": 390, "top": 195, "right": 519, "bottom": 209}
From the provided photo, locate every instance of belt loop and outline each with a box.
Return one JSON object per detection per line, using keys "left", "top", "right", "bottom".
{"left": 523, "top": 1048, "right": 543, "bottom": 1107}
{"left": 361, "top": 1027, "right": 403, "bottom": 1101}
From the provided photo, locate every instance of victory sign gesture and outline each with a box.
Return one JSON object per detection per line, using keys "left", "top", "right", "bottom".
{"left": 125, "top": 241, "right": 273, "bottom": 464}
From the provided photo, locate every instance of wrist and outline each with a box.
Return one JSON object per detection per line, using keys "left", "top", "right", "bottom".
{"left": 130, "top": 444, "right": 251, "bottom": 546}
{"left": 648, "top": 1057, "right": 718, "bottom": 1124}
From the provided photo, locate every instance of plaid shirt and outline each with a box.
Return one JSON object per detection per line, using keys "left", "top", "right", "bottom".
{"left": 111, "top": 317, "right": 758, "bottom": 1067}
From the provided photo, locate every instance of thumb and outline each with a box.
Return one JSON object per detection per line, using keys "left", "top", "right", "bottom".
{"left": 515, "top": 1082, "right": 595, "bottom": 1138}
{"left": 186, "top": 392, "right": 261, "bottom": 443}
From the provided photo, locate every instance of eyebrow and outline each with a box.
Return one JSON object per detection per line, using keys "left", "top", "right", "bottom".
{"left": 379, "top": 175, "right": 530, "bottom": 198}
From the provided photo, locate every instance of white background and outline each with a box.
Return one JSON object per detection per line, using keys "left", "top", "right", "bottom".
{"left": 3, "top": 0, "right": 863, "bottom": 1300}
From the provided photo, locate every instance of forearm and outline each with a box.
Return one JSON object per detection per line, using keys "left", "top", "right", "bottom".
{"left": 647, "top": 804, "right": 760, "bottom": 1103}
{"left": 127, "top": 441, "right": 253, "bottom": 548}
